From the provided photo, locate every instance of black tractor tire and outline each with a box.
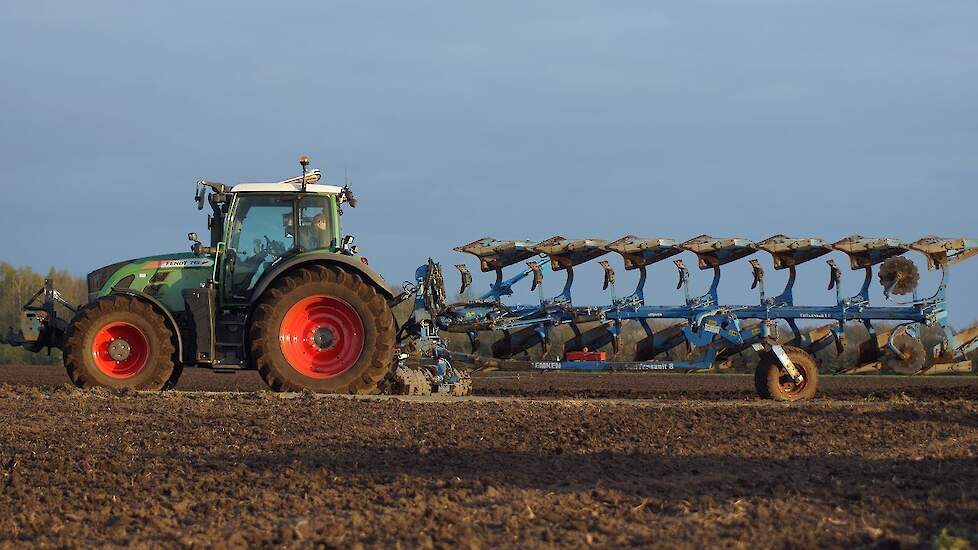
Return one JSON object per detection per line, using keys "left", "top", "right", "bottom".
{"left": 64, "top": 295, "right": 180, "bottom": 391}
{"left": 250, "top": 265, "right": 396, "bottom": 393}
{"left": 754, "top": 345, "right": 819, "bottom": 401}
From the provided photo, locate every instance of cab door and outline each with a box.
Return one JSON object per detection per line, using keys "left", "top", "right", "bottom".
{"left": 222, "top": 194, "right": 297, "bottom": 304}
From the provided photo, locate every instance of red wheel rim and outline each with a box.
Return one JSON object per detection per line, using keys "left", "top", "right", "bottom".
{"left": 91, "top": 322, "right": 150, "bottom": 379}
{"left": 279, "top": 295, "right": 365, "bottom": 379}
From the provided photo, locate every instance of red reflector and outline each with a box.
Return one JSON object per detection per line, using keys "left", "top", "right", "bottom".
{"left": 360, "top": 257, "right": 369, "bottom": 265}
{"left": 566, "top": 350, "right": 606, "bottom": 361}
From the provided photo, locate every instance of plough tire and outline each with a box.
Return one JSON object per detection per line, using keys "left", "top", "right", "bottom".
{"left": 251, "top": 265, "right": 396, "bottom": 394}
{"left": 64, "top": 295, "right": 179, "bottom": 391}
{"left": 754, "top": 345, "right": 819, "bottom": 401}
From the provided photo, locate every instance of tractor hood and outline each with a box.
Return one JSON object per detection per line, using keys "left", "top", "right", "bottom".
{"left": 86, "top": 252, "right": 215, "bottom": 310}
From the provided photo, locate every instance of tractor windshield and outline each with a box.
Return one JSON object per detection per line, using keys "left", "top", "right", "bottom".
{"left": 227, "top": 195, "right": 295, "bottom": 297}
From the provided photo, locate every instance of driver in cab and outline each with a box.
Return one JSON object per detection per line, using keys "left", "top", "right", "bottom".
{"left": 299, "top": 213, "right": 330, "bottom": 250}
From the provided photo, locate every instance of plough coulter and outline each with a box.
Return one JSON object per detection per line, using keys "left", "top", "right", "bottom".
{"left": 400, "top": 234, "right": 978, "bottom": 400}
{"left": 2, "top": 156, "right": 975, "bottom": 400}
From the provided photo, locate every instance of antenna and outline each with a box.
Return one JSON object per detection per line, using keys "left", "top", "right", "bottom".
{"left": 299, "top": 155, "right": 310, "bottom": 192}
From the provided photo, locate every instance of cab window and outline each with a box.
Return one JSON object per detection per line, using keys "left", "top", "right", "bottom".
{"left": 227, "top": 195, "right": 295, "bottom": 297}
{"left": 297, "top": 196, "right": 335, "bottom": 251}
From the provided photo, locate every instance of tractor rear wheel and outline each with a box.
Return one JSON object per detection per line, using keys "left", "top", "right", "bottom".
{"left": 64, "top": 295, "right": 180, "bottom": 390}
{"left": 754, "top": 345, "right": 819, "bottom": 401}
{"left": 250, "top": 265, "right": 396, "bottom": 393}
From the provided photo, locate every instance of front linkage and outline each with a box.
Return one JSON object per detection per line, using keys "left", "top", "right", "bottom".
{"left": 1, "top": 279, "right": 75, "bottom": 354}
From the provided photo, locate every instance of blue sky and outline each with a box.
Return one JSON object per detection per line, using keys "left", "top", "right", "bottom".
{"left": 1, "top": 1, "right": 976, "bottom": 324}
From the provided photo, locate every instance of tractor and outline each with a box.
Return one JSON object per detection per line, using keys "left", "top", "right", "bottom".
{"left": 3, "top": 156, "right": 399, "bottom": 393}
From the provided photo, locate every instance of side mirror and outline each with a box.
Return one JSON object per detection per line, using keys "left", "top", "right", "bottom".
{"left": 195, "top": 182, "right": 206, "bottom": 211}
{"left": 342, "top": 185, "right": 358, "bottom": 208}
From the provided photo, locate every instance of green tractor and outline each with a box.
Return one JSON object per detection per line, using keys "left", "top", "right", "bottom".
{"left": 3, "top": 156, "right": 400, "bottom": 393}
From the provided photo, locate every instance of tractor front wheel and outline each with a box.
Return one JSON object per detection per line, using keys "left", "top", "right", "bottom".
{"left": 250, "top": 265, "right": 396, "bottom": 393}
{"left": 64, "top": 295, "right": 180, "bottom": 390}
{"left": 754, "top": 345, "right": 819, "bottom": 401}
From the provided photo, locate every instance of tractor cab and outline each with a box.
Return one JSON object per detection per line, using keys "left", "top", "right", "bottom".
{"left": 193, "top": 159, "right": 360, "bottom": 303}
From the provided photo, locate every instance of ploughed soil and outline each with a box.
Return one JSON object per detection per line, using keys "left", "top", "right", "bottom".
{"left": 0, "top": 365, "right": 976, "bottom": 548}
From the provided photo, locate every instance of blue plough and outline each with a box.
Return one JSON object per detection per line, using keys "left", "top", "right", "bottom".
{"left": 398, "top": 235, "right": 978, "bottom": 400}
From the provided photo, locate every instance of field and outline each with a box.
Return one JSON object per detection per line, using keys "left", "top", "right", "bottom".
{"left": 0, "top": 365, "right": 976, "bottom": 548}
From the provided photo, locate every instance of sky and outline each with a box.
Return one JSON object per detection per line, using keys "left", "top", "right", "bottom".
{"left": 1, "top": 1, "right": 977, "bottom": 324}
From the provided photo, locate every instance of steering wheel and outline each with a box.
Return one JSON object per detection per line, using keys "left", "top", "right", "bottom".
{"left": 266, "top": 236, "right": 286, "bottom": 255}
{"left": 252, "top": 237, "right": 287, "bottom": 258}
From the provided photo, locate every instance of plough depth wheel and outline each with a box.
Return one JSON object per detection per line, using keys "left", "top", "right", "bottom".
{"left": 754, "top": 345, "right": 819, "bottom": 401}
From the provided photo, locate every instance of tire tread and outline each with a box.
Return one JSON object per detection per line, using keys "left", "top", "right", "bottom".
{"left": 251, "top": 264, "right": 395, "bottom": 393}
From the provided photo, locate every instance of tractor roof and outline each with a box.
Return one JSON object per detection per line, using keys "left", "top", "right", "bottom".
{"left": 229, "top": 169, "right": 343, "bottom": 194}
{"left": 230, "top": 182, "right": 344, "bottom": 194}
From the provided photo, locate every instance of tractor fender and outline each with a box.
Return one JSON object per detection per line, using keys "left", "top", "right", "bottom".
{"left": 249, "top": 253, "right": 395, "bottom": 306}
{"left": 111, "top": 289, "right": 186, "bottom": 364}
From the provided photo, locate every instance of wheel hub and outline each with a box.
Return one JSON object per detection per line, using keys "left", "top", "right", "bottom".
{"left": 108, "top": 339, "right": 132, "bottom": 361}
{"left": 91, "top": 321, "right": 150, "bottom": 379}
{"left": 312, "top": 326, "right": 336, "bottom": 350}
